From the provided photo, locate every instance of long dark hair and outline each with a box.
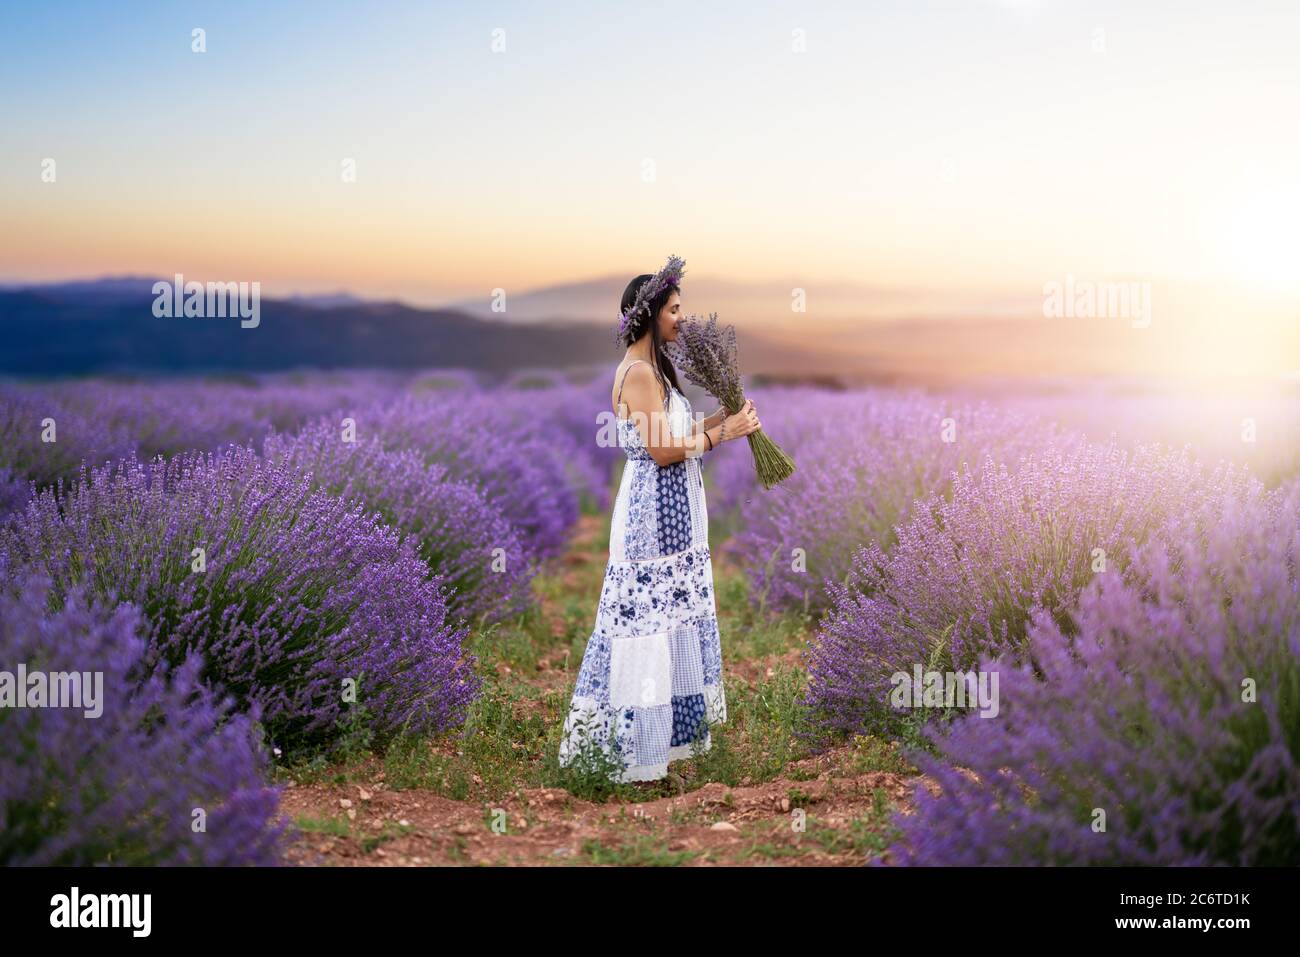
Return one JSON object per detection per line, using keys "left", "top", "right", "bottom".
{"left": 618, "top": 274, "right": 682, "bottom": 404}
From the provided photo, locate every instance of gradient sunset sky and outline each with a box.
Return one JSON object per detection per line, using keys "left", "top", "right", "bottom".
{"left": 2, "top": 0, "right": 1298, "bottom": 330}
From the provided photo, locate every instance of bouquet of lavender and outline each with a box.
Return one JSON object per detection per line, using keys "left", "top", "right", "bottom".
{"left": 665, "top": 312, "right": 795, "bottom": 489}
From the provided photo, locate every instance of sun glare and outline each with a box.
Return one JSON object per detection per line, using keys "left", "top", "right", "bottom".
{"left": 1222, "top": 189, "right": 1300, "bottom": 289}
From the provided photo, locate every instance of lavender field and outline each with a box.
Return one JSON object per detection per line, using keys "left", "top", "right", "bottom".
{"left": 1, "top": 371, "right": 1297, "bottom": 865}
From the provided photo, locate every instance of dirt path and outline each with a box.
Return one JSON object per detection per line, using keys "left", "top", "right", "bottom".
{"left": 279, "top": 751, "right": 916, "bottom": 866}
{"left": 278, "top": 513, "right": 925, "bottom": 866}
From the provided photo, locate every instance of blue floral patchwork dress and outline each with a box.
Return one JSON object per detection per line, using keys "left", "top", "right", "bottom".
{"left": 558, "top": 360, "right": 727, "bottom": 783}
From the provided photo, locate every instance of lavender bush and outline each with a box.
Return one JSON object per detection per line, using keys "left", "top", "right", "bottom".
{"left": 713, "top": 387, "right": 1074, "bottom": 613}
{"left": 0, "top": 373, "right": 615, "bottom": 523}
{"left": 0, "top": 447, "right": 479, "bottom": 752}
{"left": 0, "top": 384, "right": 136, "bottom": 489}
{"left": 1015, "top": 385, "right": 1300, "bottom": 489}
{"left": 891, "top": 476, "right": 1300, "bottom": 865}
{"left": 455, "top": 376, "right": 616, "bottom": 513}
{"left": 804, "top": 440, "right": 1257, "bottom": 737}
{"left": 0, "top": 373, "right": 410, "bottom": 493}
{"left": 263, "top": 422, "right": 534, "bottom": 625}
{"left": 1, "top": 575, "right": 286, "bottom": 865}
{"left": 361, "top": 392, "right": 586, "bottom": 562}
{"left": 0, "top": 467, "right": 30, "bottom": 518}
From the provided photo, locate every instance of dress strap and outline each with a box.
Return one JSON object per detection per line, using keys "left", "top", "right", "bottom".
{"left": 615, "top": 359, "right": 650, "bottom": 415}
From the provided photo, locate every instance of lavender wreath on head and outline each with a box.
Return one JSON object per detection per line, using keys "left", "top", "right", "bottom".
{"left": 614, "top": 253, "right": 686, "bottom": 346}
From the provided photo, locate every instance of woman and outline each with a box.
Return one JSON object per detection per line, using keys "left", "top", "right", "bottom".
{"left": 557, "top": 256, "right": 761, "bottom": 784}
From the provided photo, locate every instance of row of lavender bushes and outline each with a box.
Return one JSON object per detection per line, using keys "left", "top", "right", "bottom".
{"left": 0, "top": 370, "right": 615, "bottom": 864}
{"left": 891, "top": 476, "right": 1300, "bottom": 864}
{"left": 804, "top": 441, "right": 1258, "bottom": 736}
{"left": 7, "top": 369, "right": 1293, "bottom": 864}
{"left": 705, "top": 383, "right": 1298, "bottom": 864}
{"left": 0, "top": 575, "right": 286, "bottom": 865}
{"left": 1, "top": 448, "right": 481, "bottom": 752}
{"left": 704, "top": 386, "right": 1075, "bottom": 614}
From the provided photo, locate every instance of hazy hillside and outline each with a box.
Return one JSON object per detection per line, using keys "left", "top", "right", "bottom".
{"left": 4, "top": 280, "right": 1295, "bottom": 389}
{"left": 0, "top": 283, "right": 833, "bottom": 379}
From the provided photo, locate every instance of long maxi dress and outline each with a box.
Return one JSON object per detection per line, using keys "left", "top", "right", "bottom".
{"left": 557, "top": 359, "right": 727, "bottom": 783}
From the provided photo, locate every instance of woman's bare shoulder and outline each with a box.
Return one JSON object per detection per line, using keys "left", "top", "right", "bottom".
{"left": 613, "top": 359, "right": 650, "bottom": 387}
{"left": 613, "top": 360, "right": 662, "bottom": 407}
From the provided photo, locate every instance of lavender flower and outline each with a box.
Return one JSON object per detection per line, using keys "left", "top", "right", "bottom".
{"left": 263, "top": 422, "right": 535, "bottom": 625}
{"left": 1, "top": 574, "right": 286, "bottom": 865}
{"left": 664, "top": 312, "right": 795, "bottom": 489}
{"left": 0, "top": 467, "right": 31, "bottom": 519}
{"left": 360, "top": 392, "right": 584, "bottom": 563}
{"left": 0, "top": 384, "right": 136, "bottom": 490}
{"left": 891, "top": 476, "right": 1300, "bottom": 865}
{"left": 616, "top": 254, "right": 685, "bottom": 346}
{"left": 0, "top": 447, "right": 479, "bottom": 753}
{"left": 0, "top": 373, "right": 412, "bottom": 495}
{"left": 712, "top": 386, "right": 1076, "bottom": 613}
{"left": 803, "top": 440, "right": 1257, "bottom": 738}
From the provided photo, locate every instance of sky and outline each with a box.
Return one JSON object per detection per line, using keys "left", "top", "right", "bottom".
{"left": 2, "top": 0, "right": 1298, "bottom": 362}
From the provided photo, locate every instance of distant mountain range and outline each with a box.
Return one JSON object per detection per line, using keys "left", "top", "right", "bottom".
{"left": 0, "top": 277, "right": 836, "bottom": 380}
{"left": 3, "top": 277, "right": 1295, "bottom": 388}
{"left": 437, "top": 273, "right": 1009, "bottom": 327}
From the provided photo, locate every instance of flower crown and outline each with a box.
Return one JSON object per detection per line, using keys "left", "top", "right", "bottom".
{"left": 614, "top": 253, "right": 685, "bottom": 346}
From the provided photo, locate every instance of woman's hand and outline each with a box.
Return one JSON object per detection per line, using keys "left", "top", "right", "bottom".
{"left": 722, "top": 399, "right": 761, "bottom": 441}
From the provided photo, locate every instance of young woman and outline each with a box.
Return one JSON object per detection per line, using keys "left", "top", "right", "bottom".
{"left": 557, "top": 257, "right": 761, "bottom": 784}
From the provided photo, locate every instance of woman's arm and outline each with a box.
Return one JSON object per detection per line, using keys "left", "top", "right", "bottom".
{"left": 690, "top": 406, "right": 726, "bottom": 435}
{"left": 620, "top": 363, "right": 724, "bottom": 466}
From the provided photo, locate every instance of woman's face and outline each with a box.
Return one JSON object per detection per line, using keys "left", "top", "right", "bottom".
{"left": 657, "top": 290, "right": 681, "bottom": 342}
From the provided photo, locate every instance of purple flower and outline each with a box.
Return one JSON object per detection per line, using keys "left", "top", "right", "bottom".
{"left": 1, "top": 446, "right": 479, "bottom": 753}
{"left": 890, "top": 476, "right": 1300, "bottom": 865}
{"left": 360, "top": 390, "right": 587, "bottom": 563}
{"left": 803, "top": 439, "right": 1257, "bottom": 738}
{"left": 714, "top": 386, "right": 1076, "bottom": 613}
{"left": 0, "top": 574, "right": 286, "bottom": 865}
{"left": 262, "top": 422, "right": 534, "bottom": 625}
{"left": 665, "top": 312, "right": 795, "bottom": 489}
{"left": 615, "top": 254, "right": 685, "bottom": 345}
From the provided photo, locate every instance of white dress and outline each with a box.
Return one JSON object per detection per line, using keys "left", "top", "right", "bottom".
{"left": 557, "top": 360, "right": 728, "bottom": 782}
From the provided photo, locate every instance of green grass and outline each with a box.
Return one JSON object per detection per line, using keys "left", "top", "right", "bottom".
{"left": 807, "top": 788, "right": 900, "bottom": 860}
{"left": 843, "top": 733, "right": 918, "bottom": 775}
{"left": 734, "top": 787, "right": 899, "bottom": 863}
{"left": 712, "top": 564, "right": 814, "bottom": 661}
{"left": 278, "top": 542, "right": 837, "bottom": 805}
{"left": 273, "top": 473, "right": 918, "bottom": 834}
{"left": 575, "top": 835, "right": 702, "bottom": 866}
{"left": 360, "top": 821, "right": 414, "bottom": 854}
{"left": 292, "top": 814, "right": 352, "bottom": 838}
